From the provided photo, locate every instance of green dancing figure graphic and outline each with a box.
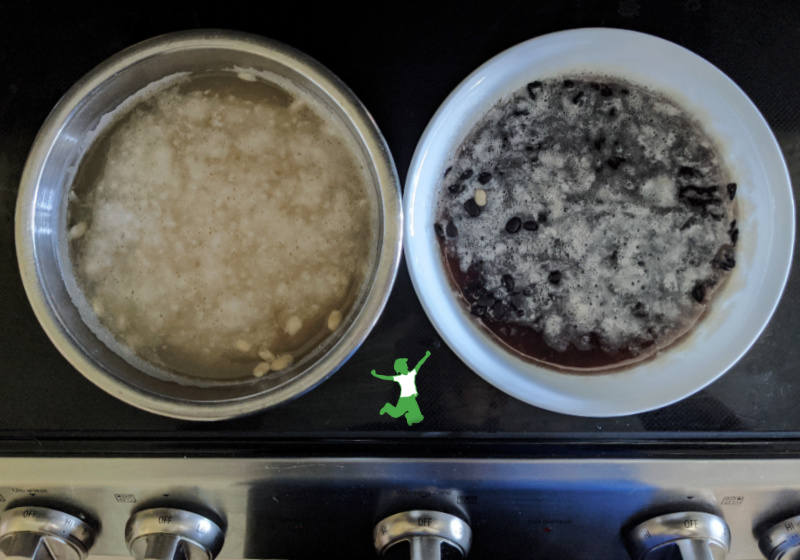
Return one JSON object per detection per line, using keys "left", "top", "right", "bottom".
{"left": 371, "top": 350, "right": 431, "bottom": 426}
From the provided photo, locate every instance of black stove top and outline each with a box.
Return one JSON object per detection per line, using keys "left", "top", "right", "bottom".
{"left": 0, "top": 0, "right": 797, "bottom": 455}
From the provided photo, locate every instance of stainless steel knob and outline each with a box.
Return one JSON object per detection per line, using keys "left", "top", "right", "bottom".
{"left": 374, "top": 510, "right": 471, "bottom": 560}
{"left": 759, "top": 514, "right": 800, "bottom": 560}
{"left": 629, "top": 512, "right": 731, "bottom": 560}
{"left": 0, "top": 506, "right": 96, "bottom": 560}
{"left": 125, "top": 508, "right": 224, "bottom": 560}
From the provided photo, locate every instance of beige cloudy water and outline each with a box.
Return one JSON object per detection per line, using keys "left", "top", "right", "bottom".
{"left": 66, "top": 72, "right": 375, "bottom": 382}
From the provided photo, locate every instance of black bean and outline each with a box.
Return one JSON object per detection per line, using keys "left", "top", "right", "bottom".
{"left": 679, "top": 185, "right": 719, "bottom": 198}
{"left": 505, "top": 217, "right": 522, "bottom": 233}
{"left": 731, "top": 228, "right": 739, "bottom": 245}
{"left": 571, "top": 91, "right": 585, "bottom": 105}
{"left": 548, "top": 271, "right": 562, "bottom": 285}
{"left": 526, "top": 81, "right": 542, "bottom": 99}
{"left": 593, "top": 136, "right": 606, "bottom": 151}
{"left": 487, "top": 300, "right": 508, "bottom": 322}
{"left": 447, "top": 183, "right": 465, "bottom": 194}
{"left": 678, "top": 185, "right": 721, "bottom": 210}
{"left": 729, "top": 219, "right": 737, "bottom": 232}
{"left": 523, "top": 220, "right": 539, "bottom": 231}
{"left": 476, "top": 293, "right": 496, "bottom": 307}
{"left": 606, "top": 156, "right": 626, "bottom": 170}
{"left": 434, "top": 223, "right": 445, "bottom": 238}
{"left": 727, "top": 182, "right": 737, "bottom": 200}
{"left": 632, "top": 302, "right": 648, "bottom": 318}
{"left": 563, "top": 79, "right": 574, "bottom": 88}
{"left": 691, "top": 284, "right": 705, "bottom": 303}
{"left": 608, "top": 107, "right": 617, "bottom": 118}
{"left": 465, "top": 283, "right": 485, "bottom": 301}
{"left": 621, "top": 88, "right": 629, "bottom": 95}
{"left": 712, "top": 244, "right": 736, "bottom": 271}
{"left": 459, "top": 169, "right": 474, "bottom": 181}
{"left": 537, "top": 211, "right": 548, "bottom": 223}
{"left": 600, "top": 84, "right": 613, "bottom": 97}
{"left": 501, "top": 274, "right": 515, "bottom": 292}
{"left": 678, "top": 166, "right": 700, "bottom": 178}
{"left": 478, "top": 171, "right": 492, "bottom": 184}
{"left": 719, "top": 256, "right": 736, "bottom": 271}
{"left": 470, "top": 304, "right": 486, "bottom": 317}
{"left": 637, "top": 260, "right": 646, "bottom": 267}
{"left": 445, "top": 221, "right": 458, "bottom": 238}
{"left": 464, "top": 198, "right": 481, "bottom": 217}
{"left": 443, "top": 166, "right": 452, "bottom": 178}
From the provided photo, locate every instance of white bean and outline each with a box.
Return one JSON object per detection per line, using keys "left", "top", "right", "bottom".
{"left": 235, "top": 339, "right": 252, "bottom": 352}
{"left": 258, "top": 347, "right": 275, "bottom": 363}
{"left": 474, "top": 189, "right": 487, "bottom": 207}
{"left": 327, "top": 310, "right": 343, "bottom": 331}
{"left": 69, "top": 222, "right": 88, "bottom": 240}
{"left": 253, "top": 362, "right": 271, "bottom": 378}
{"left": 270, "top": 353, "right": 294, "bottom": 371}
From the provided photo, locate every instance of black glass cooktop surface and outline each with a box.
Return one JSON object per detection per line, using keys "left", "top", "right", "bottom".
{"left": 0, "top": 0, "right": 797, "bottom": 454}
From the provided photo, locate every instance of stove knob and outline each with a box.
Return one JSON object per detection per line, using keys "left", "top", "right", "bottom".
{"left": 628, "top": 512, "right": 731, "bottom": 560}
{"left": 125, "top": 508, "right": 224, "bottom": 560}
{"left": 0, "top": 506, "right": 96, "bottom": 560}
{"left": 374, "top": 510, "right": 472, "bottom": 560}
{"left": 758, "top": 514, "right": 800, "bottom": 560}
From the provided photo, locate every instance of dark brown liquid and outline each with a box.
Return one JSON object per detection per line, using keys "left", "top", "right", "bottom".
{"left": 443, "top": 251, "right": 653, "bottom": 371}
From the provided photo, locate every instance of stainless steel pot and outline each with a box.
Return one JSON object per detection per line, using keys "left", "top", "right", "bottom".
{"left": 15, "top": 30, "right": 402, "bottom": 421}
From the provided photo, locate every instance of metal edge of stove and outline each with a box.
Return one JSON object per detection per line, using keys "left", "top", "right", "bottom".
{"left": 4, "top": 435, "right": 800, "bottom": 460}
{"left": 0, "top": 457, "right": 799, "bottom": 559}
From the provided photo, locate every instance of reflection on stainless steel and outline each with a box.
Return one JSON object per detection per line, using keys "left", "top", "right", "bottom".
{"left": 374, "top": 510, "right": 471, "bottom": 560}
{"left": 14, "top": 30, "right": 402, "bottom": 421}
{"left": 629, "top": 512, "right": 730, "bottom": 560}
{"left": 759, "top": 514, "right": 800, "bottom": 560}
{"left": 2, "top": 458, "right": 800, "bottom": 558}
{"left": 0, "top": 506, "right": 96, "bottom": 560}
{"left": 126, "top": 508, "right": 224, "bottom": 560}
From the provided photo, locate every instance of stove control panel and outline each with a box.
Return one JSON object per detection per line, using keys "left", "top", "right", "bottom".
{"left": 3, "top": 457, "right": 800, "bottom": 559}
